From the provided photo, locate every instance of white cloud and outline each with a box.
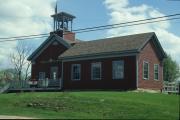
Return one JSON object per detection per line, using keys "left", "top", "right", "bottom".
{"left": 104, "top": 0, "right": 180, "bottom": 64}
{"left": 0, "top": 0, "right": 56, "bottom": 69}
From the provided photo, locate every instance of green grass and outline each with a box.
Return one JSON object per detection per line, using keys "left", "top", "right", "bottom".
{"left": 0, "top": 91, "right": 179, "bottom": 119}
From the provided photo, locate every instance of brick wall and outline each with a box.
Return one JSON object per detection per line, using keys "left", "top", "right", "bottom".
{"left": 138, "top": 40, "right": 163, "bottom": 90}
{"left": 64, "top": 31, "right": 75, "bottom": 41}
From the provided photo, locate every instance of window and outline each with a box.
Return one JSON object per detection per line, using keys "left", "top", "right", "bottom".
{"left": 112, "top": 60, "right": 124, "bottom": 79}
{"left": 91, "top": 62, "right": 101, "bottom": 80}
{"left": 39, "top": 72, "right": 45, "bottom": 80}
{"left": 71, "top": 64, "right": 81, "bottom": 80}
{"left": 143, "top": 61, "right": 149, "bottom": 80}
{"left": 154, "top": 64, "right": 159, "bottom": 80}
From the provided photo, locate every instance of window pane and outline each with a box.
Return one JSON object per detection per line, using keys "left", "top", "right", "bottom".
{"left": 113, "top": 60, "right": 124, "bottom": 79}
{"left": 143, "top": 62, "right": 149, "bottom": 79}
{"left": 92, "top": 63, "right": 101, "bottom": 80}
{"left": 72, "top": 64, "right": 81, "bottom": 80}
{"left": 154, "top": 64, "right": 159, "bottom": 80}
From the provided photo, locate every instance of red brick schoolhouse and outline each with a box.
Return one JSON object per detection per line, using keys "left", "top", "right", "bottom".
{"left": 27, "top": 11, "right": 166, "bottom": 91}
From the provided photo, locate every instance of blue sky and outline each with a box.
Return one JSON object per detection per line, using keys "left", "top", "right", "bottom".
{"left": 55, "top": 0, "right": 180, "bottom": 65}
{"left": 58, "top": 0, "right": 110, "bottom": 40}
{"left": 58, "top": 0, "right": 180, "bottom": 40}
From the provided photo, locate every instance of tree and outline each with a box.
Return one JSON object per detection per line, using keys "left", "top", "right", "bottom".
{"left": 163, "top": 54, "right": 180, "bottom": 82}
{"left": 0, "top": 68, "right": 17, "bottom": 85}
{"left": 10, "top": 41, "right": 32, "bottom": 81}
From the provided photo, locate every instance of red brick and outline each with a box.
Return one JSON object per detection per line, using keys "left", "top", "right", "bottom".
{"left": 138, "top": 40, "right": 163, "bottom": 90}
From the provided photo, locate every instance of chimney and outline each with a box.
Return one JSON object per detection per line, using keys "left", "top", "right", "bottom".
{"left": 63, "top": 31, "right": 75, "bottom": 41}
{"left": 50, "top": 30, "right": 75, "bottom": 41}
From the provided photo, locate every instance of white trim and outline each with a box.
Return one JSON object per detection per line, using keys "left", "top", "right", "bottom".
{"left": 71, "top": 64, "right": 81, "bottom": 81}
{"left": 154, "top": 64, "right": 159, "bottom": 81}
{"left": 143, "top": 61, "right": 149, "bottom": 80}
{"left": 91, "top": 62, "right": 102, "bottom": 80}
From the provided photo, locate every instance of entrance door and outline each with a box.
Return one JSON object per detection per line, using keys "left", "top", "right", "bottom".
{"left": 50, "top": 66, "right": 58, "bottom": 80}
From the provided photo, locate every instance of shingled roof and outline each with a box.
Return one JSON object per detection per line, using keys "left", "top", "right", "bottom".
{"left": 59, "top": 32, "right": 166, "bottom": 60}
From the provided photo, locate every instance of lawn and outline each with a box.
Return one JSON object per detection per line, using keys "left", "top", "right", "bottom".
{"left": 0, "top": 91, "right": 179, "bottom": 119}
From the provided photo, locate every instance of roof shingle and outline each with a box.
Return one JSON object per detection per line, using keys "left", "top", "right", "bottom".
{"left": 59, "top": 32, "right": 154, "bottom": 59}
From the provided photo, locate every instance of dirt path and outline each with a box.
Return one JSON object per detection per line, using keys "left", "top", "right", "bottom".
{"left": 0, "top": 115, "right": 36, "bottom": 119}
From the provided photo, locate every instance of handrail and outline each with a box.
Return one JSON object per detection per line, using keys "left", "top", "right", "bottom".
{"left": 0, "top": 83, "right": 10, "bottom": 93}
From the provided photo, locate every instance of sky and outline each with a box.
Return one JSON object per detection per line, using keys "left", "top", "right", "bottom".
{"left": 0, "top": 0, "right": 180, "bottom": 69}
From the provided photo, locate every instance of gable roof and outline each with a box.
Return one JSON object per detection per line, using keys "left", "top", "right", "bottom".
{"left": 27, "top": 34, "right": 71, "bottom": 61}
{"left": 59, "top": 32, "right": 166, "bottom": 60}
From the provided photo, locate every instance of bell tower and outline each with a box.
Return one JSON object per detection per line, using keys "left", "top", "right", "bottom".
{"left": 51, "top": 12, "right": 76, "bottom": 32}
{"left": 51, "top": 2, "right": 76, "bottom": 40}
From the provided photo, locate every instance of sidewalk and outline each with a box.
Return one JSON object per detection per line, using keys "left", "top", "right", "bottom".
{"left": 0, "top": 115, "right": 35, "bottom": 119}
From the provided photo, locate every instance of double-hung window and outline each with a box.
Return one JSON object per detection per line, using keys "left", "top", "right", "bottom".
{"left": 91, "top": 62, "right": 101, "bottom": 80}
{"left": 154, "top": 64, "right": 159, "bottom": 80}
{"left": 143, "top": 61, "right": 149, "bottom": 80}
{"left": 71, "top": 64, "right": 81, "bottom": 81}
{"left": 112, "top": 60, "right": 124, "bottom": 79}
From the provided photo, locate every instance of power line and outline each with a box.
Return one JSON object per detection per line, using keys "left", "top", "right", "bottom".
{"left": 0, "top": 33, "right": 49, "bottom": 40}
{"left": 1, "top": 13, "right": 180, "bottom": 40}
{"left": 72, "top": 13, "right": 180, "bottom": 32}
{"left": 0, "top": 13, "right": 180, "bottom": 43}
{"left": 73, "top": 17, "right": 180, "bottom": 34}
{"left": 0, "top": 35, "right": 49, "bottom": 43}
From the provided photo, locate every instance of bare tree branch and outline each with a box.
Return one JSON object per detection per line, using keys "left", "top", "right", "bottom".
{"left": 10, "top": 41, "right": 33, "bottom": 81}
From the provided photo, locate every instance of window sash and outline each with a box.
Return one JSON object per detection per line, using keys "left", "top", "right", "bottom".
{"left": 91, "top": 62, "right": 101, "bottom": 80}
{"left": 154, "top": 64, "right": 159, "bottom": 80}
{"left": 71, "top": 64, "right": 81, "bottom": 80}
{"left": 143, "top": 62, "right": 149, "bottom": 80}
{"left": 112, "top": 60, "right": 124, "bottom": 79}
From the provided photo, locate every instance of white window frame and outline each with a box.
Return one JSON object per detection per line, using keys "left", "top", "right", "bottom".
{"left": 71, "top": 64, "right": 81, "bottom": 81}
{"left": 112, "top": 60, "right": 124, "bottom": 80}
{"left": 91, "top": 62, "right": 102, "bottom": 80}
{"left": 154, "top": 64, "right": 159, "bottom": 80}
{"left": 143, "top": 61, "right": 149, "bottom": 80}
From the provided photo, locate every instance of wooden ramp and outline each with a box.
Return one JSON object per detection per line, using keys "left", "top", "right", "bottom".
{"left": 8, "top": 87, "right": 62, "bottom": 93}
{"left": 0, "top": 84, "right": 10, "bottom": 93}
{"left": 6, "top": 79, "right": 62, "bottom": 93}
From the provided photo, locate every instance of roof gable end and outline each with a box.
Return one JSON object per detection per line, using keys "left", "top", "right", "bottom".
{"left": 27, "top": 34, "right": 71, "bottom": 61}
{"left": 138, "top": 32, "right": 167, "bottom": 60}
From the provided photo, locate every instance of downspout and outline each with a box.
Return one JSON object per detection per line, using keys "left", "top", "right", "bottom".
{"left": 136, "top": 55, "right": 139, "bottom": 89}
{"left": 61, "top": 60, "right": 64, "bottom": 90}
